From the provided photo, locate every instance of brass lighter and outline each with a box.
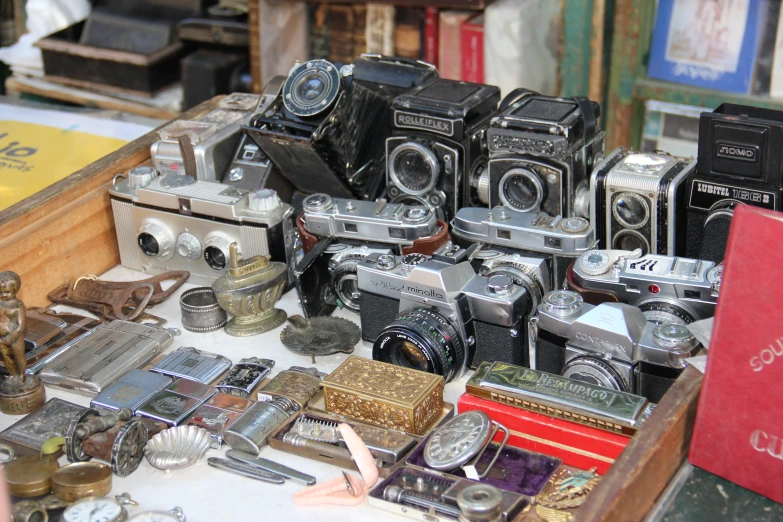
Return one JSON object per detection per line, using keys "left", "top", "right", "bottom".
{"left": 257, "top": 366, "right": 326, "bottom": 409}
{"left": 212, "top": 243, "right": 288, "bottom": 336}
{"left": 321, "top": 356, "right": 444, "bottom": 436}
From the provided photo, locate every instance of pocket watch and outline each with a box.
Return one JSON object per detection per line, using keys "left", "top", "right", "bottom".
{"left": 127, "top": 507, "right": 186, "bottom": 522}
{"left": 62, "top": 496, "right": 128, "bottom": 522}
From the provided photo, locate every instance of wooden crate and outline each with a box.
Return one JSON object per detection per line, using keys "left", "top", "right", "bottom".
{"left": 0, "top": 97, "right": 703, "bottom": 521}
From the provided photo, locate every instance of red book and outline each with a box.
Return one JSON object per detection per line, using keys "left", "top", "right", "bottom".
{"left": 458, "top": 393, "right": 629, "bottom": 474}
{"left": 689, "top": 205, "right": 783, "bottom": 504}
{"left": 460, "top": 14, "right": 484, "bottom": 83}
{"left": 424, "top": 7, "right": 439, "bottom": 67}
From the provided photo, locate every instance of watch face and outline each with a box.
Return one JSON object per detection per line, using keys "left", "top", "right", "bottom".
{"left": 63, "top": 498, "right": 123, "bottom": 522}
{"left": 128, "top": 511, "right": 180, "bottom": 522}
{"left": 423, "top": 411, "right": 492, "bottom": 471}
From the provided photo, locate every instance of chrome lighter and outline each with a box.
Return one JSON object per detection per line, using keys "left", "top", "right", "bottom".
{"left": 150, "top": 347, "right": 232, "bottom": 384}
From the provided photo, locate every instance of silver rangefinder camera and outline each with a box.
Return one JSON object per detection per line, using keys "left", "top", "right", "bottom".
{"left": 530, "top": 290, "right": 703, "bottom": 403}
{"left": 451, "top": 205, "right": 596, "bottom": 288}
{"left": 110, "top": 167, "right": 295, "bottom": 286}
{"left": 567, "top": 249, "right": 721, "bottom": 325}
{"left": 357, "top": 246, "right": 534, "bottom": 381}
{"left": 295, "top": 193, "right": 449, "bottom": 317}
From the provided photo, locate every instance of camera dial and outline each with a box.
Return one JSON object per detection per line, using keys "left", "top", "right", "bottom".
{"left": 480, "top": 257, "right": 547, "bottom": 308}
{"left": 706, "top": 265, "right": 723, "bottom": 292}
{"left": 498, "top": 168, "right": 544, "bottom": 213}
{"left": 137, "top": 220, "right": 175, "bottom": 260}
{"left": 248, "top": 189, "right": 281, "bottom": 212}
{"left": 128, "top": 166, "right": 157, "bottom": 188}
{"left": 376, "top": 254, "right": 397, "bottom": 270}
{"left": 543, "top": 290, "right": 583, "bottom": 317}
{"left": 204, "top": 232, "right": 235, "bottom": 271}
{"left": 283, "top": 59, "right": 342, "bottom": 118}
{"left": 485, "top": 275, "right": 514, "bottom": 297}
{"left": 402, "top": 206, "right": 431, "bottom": 224}
{"left": 653, "top": 323, "right": 698, "bottom": 369}
{"left": 303, "top": 193, "right": 333, "bottom": 213}
{"left": 578, "top": 251, "right": 612, "bottom": 275}
{"left": 389, "top": 142, "right": 440, "bottom": 196}
{"left": 561, "top": 217, "right": 590, "bottom": 234}
{"left": 637, "top": 299, "right": 696, "bottom": 325}
{"left": 402, "top": 253, "right": 427, "bottom": 275}
{"left": 176, "top": 232, "right": 202, "bottom": 260}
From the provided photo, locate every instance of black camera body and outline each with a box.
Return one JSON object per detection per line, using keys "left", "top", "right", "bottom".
{"left": 385, "top": 79, "right": 500, "bottom": 221}
{"left": 477, "top": 91, "right": 603, "bottom": 219}
{"left": 686, "top": 103, "right": 783, "bottom": 262}
{"left": 244, "top": 56, "right": 438, "bottom": 202}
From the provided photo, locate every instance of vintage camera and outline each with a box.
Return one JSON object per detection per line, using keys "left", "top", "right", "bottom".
{"left": 245, "top": 55, "right": 439, "bottom": 201}
{"left": 451, "top": 205, "right": 596, "bottom": 289}
{"left": 567, "top": 249, "right": 721, "bottom": 325}
{"left": 294, "top": 193, "right": 449, "bottom": 317}
{"left": 530, "top": 290, "right": 703, "bottom": 403}
{"left": 357, "top": 247, "right": 533, "bottom": 381}
{"left": 385, "top": 78, "right": 500, "bottom": 221}
{"left": 687, "top": 103, "right": 783, "bottom": 262}
{"left": 473, "top": 90, "right": 604, "bottom": 218}
{"left": 110, "top": 167, "right": 295, "bottom": 286}
{"left": 590, "top": 149, "right": 695, "bottom": 255}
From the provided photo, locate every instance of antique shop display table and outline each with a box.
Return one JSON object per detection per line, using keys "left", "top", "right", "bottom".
{"left": 0, "top": 266, "right": 468, "bottom": 522}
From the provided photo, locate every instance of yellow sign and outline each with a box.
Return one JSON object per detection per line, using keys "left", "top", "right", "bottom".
{"left": 0, "top": 121, "right": 129, "bottom": 211}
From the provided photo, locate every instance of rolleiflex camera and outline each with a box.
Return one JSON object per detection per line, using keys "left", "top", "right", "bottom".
{"left": 245, "top": 55, "right": 439, "bottom": 200}
{"left": 357, "top": 246, "right": 534, "bottom": 381}
{"left": 686, "top": 103, "right": 783, "bottom": 262}
{"left": 110, "top": 167, "right": 295, "bottom": 286}
{"left": 385, "top": 78, "right": 500, "bottom": 221}
{"left": 530, "top": 290, "right": 703, "bottom": 403}
{"left": 590, "top": 149, "right": 695, "bottom": 255}
{"left": 451, "top": 205, "right": 596, "bottom": 288}
{"left": 294, "top": 193, "right": 449, "bottom": 317}
{"left": 567, "top": 249, "right": 721, "bottom": 325}
{"left": 473, "top": 90, "right": 604, "bottom": 218}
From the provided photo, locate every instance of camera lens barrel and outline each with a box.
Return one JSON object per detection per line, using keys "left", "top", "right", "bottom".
{"left": 373, "top": 308, "right": 465, "bottom": 383}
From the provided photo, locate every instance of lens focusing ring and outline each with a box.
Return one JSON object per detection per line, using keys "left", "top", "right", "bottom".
{"left": 373, "top": 308, "right": 465, "bottom": 383}
{"left": 283, "top": 59, "right": 341, "bottom": 117}
{"left": 498, "top": 168, "right": 544, "bottom": 212}
{"left": 389, "top": 142, "right": 440, "bottom": 196}
{"left": 331, "top": 259, "right": 362, "bottom": 313}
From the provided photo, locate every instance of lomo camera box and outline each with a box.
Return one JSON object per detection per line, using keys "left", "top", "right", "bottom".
{"left": 690, "top": 205, "right": 783, "bottom": 503}
{"left": 321, "top": 356, "right": 444, "bottom": 436}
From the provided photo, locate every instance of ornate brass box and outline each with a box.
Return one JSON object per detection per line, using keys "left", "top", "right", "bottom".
{"left": 321, "top": 356, "right": 444, "bottom": 436}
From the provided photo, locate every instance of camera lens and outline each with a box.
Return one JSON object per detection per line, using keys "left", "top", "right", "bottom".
{"left": 389, "top": 143, "right": 439, "bottom": 196}
{"left": 498, "top": 169, "right": 544, "bottom": 212}
{"left": 331, "top": 261, "right": 361, "bottom": 313}
{"left": 612, "top": 230, "right": 650, "bottom": 255}
{"left": 612, "top": 192, "right": 649, "bottom": 228}
{"left": 283, "top": 60, "right": 341, "bottom": 117}
{"left": 138, "top": 233, "right": 159, "bottom": 257}
{"left": 561, "top": 356, "right": 629, "bottom": 392}
{"left": 298, "top": 74, "right": 326, "bottom": 101}
{"left": 373, "top": 308, "right": 465, "bottom": 383}
{"left": 204, "top": 246, "right": 227, "bottom": 271}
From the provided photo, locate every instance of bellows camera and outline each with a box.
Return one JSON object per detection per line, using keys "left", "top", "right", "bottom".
{"left": 590, "top": 149, "right": 694, "bottom": 255}
{"left": 687, "top": 103, "right": 783, "bottom": 262}
{"left": 294, "top": 193, "right": 449, "bottom": 317}
{"left": 386, "top": 78, "right": 500, "bottom": 221}
{"left": 110, "top": 167, "right": 295, "bottom": 286}
{"left": 474, "top": 91, "right": 604, "bottom": 218}
{"left": 530, "top": 290, "right": 703, "bottom": 403}
{"left": 358, "top": 247, "right": 533, "bottom": 381}
{"left": 245, "top": 55, "right": 438, "bottom": 201}
{"left": 567, "top": 249, "right": 721, "bottom": 325}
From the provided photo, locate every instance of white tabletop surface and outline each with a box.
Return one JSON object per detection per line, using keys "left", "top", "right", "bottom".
{"left": 0, "top": 265, "right": 473, "bottom": 522}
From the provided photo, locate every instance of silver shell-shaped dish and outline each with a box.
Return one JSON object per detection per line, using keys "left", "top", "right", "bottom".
{"left": 144, "top": 426, "right": 211, "bottom": 470}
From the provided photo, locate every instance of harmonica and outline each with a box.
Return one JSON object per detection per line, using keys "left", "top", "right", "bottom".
{"left": 466, "top": 362, "right": 654, "bottom": 436}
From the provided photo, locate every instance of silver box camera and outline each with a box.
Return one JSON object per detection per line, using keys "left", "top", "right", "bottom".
{"left": 590, "top": 148, "right": 695, "bottom": 255}
{"left": 295, "top": 193, "right": 448, "bottom": 317}
{"left": 568, "top": 249, "right": 721, "bottom": 325}
{"left": 358, "top": 249, "right": 533, "bottom": 381}
{"left": 451, "top": 205, "right": 595, "bottom": 288}
{"left": 110, "top": 167, "right": 295, "bottom": 286}
{"left": 150, "top": 93, "right": 261, "bottom": 181}
{"left": 530, "top": 290, "right": 703, "bottom": 403}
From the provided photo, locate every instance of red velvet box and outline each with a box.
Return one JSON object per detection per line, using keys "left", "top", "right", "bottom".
{"left": 458, "top": 393, "right": 629, "bottom": 474}
{"left": 690, "top": 205, "right": 783, "bottom": 504}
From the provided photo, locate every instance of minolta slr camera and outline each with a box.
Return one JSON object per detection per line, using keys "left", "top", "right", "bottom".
{"left": 590, "top": 149, "right": 695, "bottom": 255}
{"left": 686, "top": 103, "right": 783, "bottom": 262}
{"left": 530, "top": 290, "right": 703, "bottom": 403}
{"left": 295, "top": 193, "right": 449, "bottom": 317}
{"left": 473, "top": 90, "right": 604, "bottom": 218}
{"left": 567, "top": 249, "right": 721, "bottom": 325}
{"left": 245, "top": 55, "right": 438, "bottom": 201}
{"left": 385, "top": 78, "right": 500, "bottom": 221}
{"left": 110, "top": 167, "right": 295, "bottom": 286}
{"left": 357, "top": 246, "right": 534, "bottom": 381}
{"left": 451, "top": 205, "right": 596, "bottom": 288}
{"left": 470, "top": 246, "right": 551, "bottom": 315}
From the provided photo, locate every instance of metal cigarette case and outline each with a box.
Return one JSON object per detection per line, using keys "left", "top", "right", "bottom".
{"left": 136, "top": 391, "right": 203, "bottom": 427}
{"left": 257, "top": 366, "right": 326, "bottom": 409}
{"left": 90, "top": 370, "right": 172, "bottom": 412}
{"left": 466, "top": 361, "right": 653, "bottom": 436}
{"left": 0, "top": 398, "right": 88, "bottom": 456}
{"left": 165, "top": 378, "right": 217, "bottom": 401}
{"left": 321, "top": 356, "right": 444, "bottom": 436}
{"left": 38, "top": 321, "right": 173, "bottom": 396}
{"left": 222, "top": 397, "right": 299, "bottom": 455}
{"left": 202, "top": 393, "right": 254, "bottom": 413}
{"left": 150, "top": 347, "right": 232, "bottom": 383}
{"left": 216, "top": 357, "right": 275, "bottom": 398}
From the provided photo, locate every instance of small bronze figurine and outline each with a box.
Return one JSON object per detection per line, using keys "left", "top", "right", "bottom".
{"left": 0, "top": 271, "right": 45, "bottom": 415}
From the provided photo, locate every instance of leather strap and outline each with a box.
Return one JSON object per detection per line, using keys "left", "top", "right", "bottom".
{"left": 565, "top": 261, "right": 619, "bottom": 306}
